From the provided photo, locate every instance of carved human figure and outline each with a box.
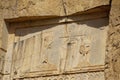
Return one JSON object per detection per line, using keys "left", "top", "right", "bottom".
{"left": 65, "top": 36, "right": 92, "bottom": 71}
{"left": 41, "top": 32, "right": 53, "bottom": 64}
{"left": 78, "top": 36, "right": 91, "bottom": 67}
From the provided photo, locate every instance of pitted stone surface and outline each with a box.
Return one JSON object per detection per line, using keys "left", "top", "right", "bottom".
{"left": 63, "top": 0, "right": 110, "bottom": 15}
{"left": 0, "top": 0, "right": 120, "bottom": 80}
{"left": 105, "top": 0, "right": 120, "bottom": 80}
{"left": 0, "top": 0, "right": 110, "bottom": 19}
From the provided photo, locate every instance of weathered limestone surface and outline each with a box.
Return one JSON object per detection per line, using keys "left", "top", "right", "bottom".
{"left": 9, "top": 18, "right": 108, "bottom": 79}
{"left": 11, "top": 72, "right": 105, "bottom": 80}
{"left": 0, "top": 0, "right": 110, "bottom": 19}
{"left": 0, "top": 20, "right": 8, "bottom": 50}
{"left": 0, "top": 0, "right": 120, "bottom": 80}
{"left": 0, "top": 49, "right": 6, "bottom": 80}
{"left": 0, "top": 0, "right": 110, "bottom": 55}
{"left": 105, "top": 0, "right": 120, "bottom": 80}
{"left": 0, "top": 0, "right": 110, "bottom": 51}
{"left": 63, "top": 0, "right": 110, "bottom": 15}
{"left": 16, "top": 0, "right": 65, "bottom": 16}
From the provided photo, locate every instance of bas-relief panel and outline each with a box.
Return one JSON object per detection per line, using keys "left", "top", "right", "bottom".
{"left": 12, "top": 18, "right": 108, "bottom": 79}
{"left": 64, "top": 18, "right": 108, "bottom": 72}
{"left": 13, "top": 25, "right": 66, "bottom": 78}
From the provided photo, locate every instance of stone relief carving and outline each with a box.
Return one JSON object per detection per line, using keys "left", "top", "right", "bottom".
{"left": 11, "top": 19, "right": 107, "bottom": 79}
{"left": 64, "top": 35, "right": 92, "bottom": 71}
{"left": 78, "top": 36, "right": 91, "bottom": 67}
{"left": 79, "top": 37, "right": 91, "bottom": 56}
{"left": 13, "top": 27, "right": 63, "bottom": 78}
{"left": 41, "top": 31, "right": 54, "bottom": 64}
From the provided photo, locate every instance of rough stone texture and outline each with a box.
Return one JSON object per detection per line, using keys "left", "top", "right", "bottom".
{"left": 0, "top": 20, "right": 8, "bottom": 50}
{"left": 0, "top": 0, "right": 64, "bottom": 19}
{"left": 0, "top": 49, "right": 5, "bottom": 73}
{"left": 0, "top": 0, "right": 110, "bottom": 19}
{"left": 12, "top": 72, "right": 104, "bottom": 80}
{"left": 0, "top": 49, "right": 5, "bottom": 80}
{"left": 9, "top": 18, "right": 108, "bottom": 79}
{"left": 17, "top": 0, "right": 65, "bottom": 16}
{"left": 0, "top": 0, "right": 120, "bottom": 80}
{"left": 105, "top": 0, "right": 120, "bottom": 80}
{"left": 64, "top": 0, "right": 110, "bottom": 15}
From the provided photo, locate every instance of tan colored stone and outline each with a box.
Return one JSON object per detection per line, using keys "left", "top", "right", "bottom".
{"left": 64, "top": 0, "right": 110, "bottom": 15}
{"left": 0, "top": 74, "right": 2, "bottom": 80}
{"left": 0, "top": 0, "right": 110, "bottom": 19}
{"left": 0, "top": 20, "right": 8, "bottom": 50}
{"left": 105, "top": 0, "right": 120, "bottom": 80}
{"left": 0, "top": 49, "right": 5, "bottom": 74}
{"left": 1, "top": 0, "right": 65, "bottom": 19}
{"left": 12, "top": 0, "right": 65, "bottom": 18}
{"left": 2, "top": 75, "right": 10, "bottom": 80}
{"left": 0, "top": 0, "right": 120, "bottom": 80}
{"left": 7, "top": 17, "right": 108, "bottom": 79}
